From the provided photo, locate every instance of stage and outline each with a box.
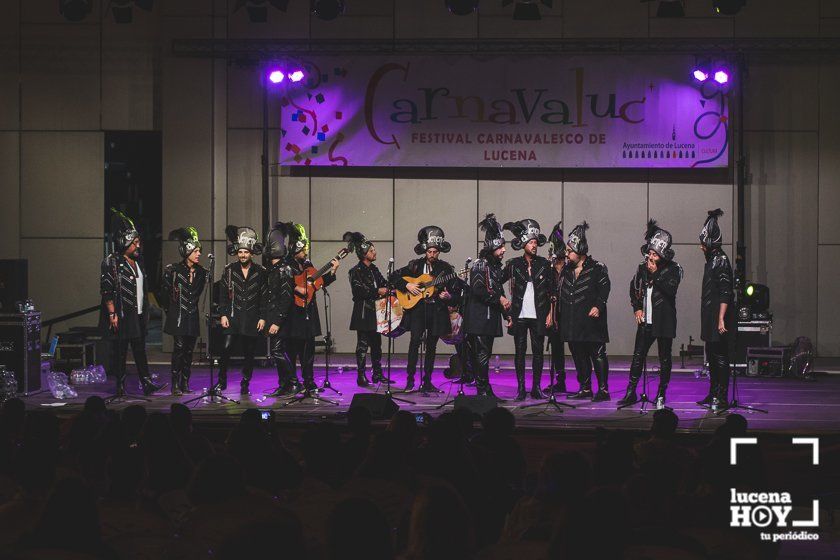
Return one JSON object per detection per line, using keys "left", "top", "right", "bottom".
{"left": 24, "top": 357, "right": 840, "bottom": 434}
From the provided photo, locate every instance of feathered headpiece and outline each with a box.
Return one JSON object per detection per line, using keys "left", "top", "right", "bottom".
{"left": 343, "top": 231, "right": 374, "bottom": 259}
{"left": 479, "top": 213, "right": 505, "bottom": 252}
{"left": 548, "top": 221, "right": 564, "bottom": 258}
{"left": 699, "top": 208, "right": 724, "bottom": 249}
{"left": 288, "top": 222, "right": 309, "bottom": 255}
{"left": 169, "top": 226, "right": 201, "bottom": 259}
{"left": 110, "top": 207, "right": 139, "bottom": 253}
{"left": 265, "top": 222, "right": 290, "bottom": 260}
{"left": 566, "top": 221, "right": 590, "bottom": 255}
{"left": 225, "top": 225, "right": 263, "bottom": 256}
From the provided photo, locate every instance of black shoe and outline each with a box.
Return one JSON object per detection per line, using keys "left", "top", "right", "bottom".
{"left": 180, "top": 379, "right": 194, "bottom": 394}
{"left": 211, "top": 379, "right": 227, "bottom": 394}
{"left": 460, "top": 376, "right": 476, "bottom": 386}
{"left": 419, "top": 382, "right": 442, "bottom": 394}
{"left": 545, "top": 381, "right": 566, "bottom": 394}
{"left": 617, "top": 386, "right": 638, "bottom": 407}
{"left": 568, "top": 388, "right": 593, "bottom": 400}
{"left": 240, "top": 382, "right": 250, "bottom": 396}
{"left": 711, "top": 396, "right": 730, "bottom": 412}
{"left": 404, "top": 376, "right": 415, "bottom": 392}
{"left": 592, "top": 389, "right": 610, "bottom": 402}
{"left": 266, "top": 385, "right": 294, "bottom": 398}
{"left": 357, "top": 374, "right": 371, "bottom": 388}
{"left": 143, "top": 381, "right": 166, "bottom": 396}
{"left": 303, "top": 380, "right": 317, "bottom": 392}
{"left": 530, "top": 386, "right": 545, "bottom": 400}
{"left": 171, "top": 385, "right": 182, "bottom": 397}
{"left": 371, "top": 371, "right": 386, "bottom": 384}
{"left": 696, "top": 393, "right": 715, "bottom": 406}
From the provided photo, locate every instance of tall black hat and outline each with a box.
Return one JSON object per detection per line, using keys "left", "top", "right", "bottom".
{"left": 169, "top": 227, "right": 201, "bottom": 259}
{"left": 110, "top": 207, "right": 139, "bottom": 253}
{"left": 414, "top": 226, "right": 451, "bottom": 255}
{"left": 479, "top": 214, "right": 505, "bottom": 252}
{"left": 548, "top": 221, "right": 564, "bottom": 258}
{"left": 343, "top": 231, "right": 374, "bottom": 260}
{"left": 699, "top": 208, "right": 724, "bottom": 249}
{"left": 642, "top": 219, "right": 674, "bottom": 261}
{"left": 503, "top": 218, "right": 546, "bottom": 251}
{"left": 265, "top": 222, "right": 290, "bottom": 260}
{"left": 225, "top": 225, "right": 263, "bottom": 256}
{"left": 566, "top": 221, "right": 589, "bottom": 255}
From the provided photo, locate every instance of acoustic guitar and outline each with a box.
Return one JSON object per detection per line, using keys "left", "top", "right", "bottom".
{"left": 294, "top": 247, "right": 350, "bottom": 307}
{"left": 396, "top": 266, "right": 470, "bottom": 310}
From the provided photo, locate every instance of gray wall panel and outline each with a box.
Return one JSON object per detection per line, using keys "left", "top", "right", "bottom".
{"left": 0, "top": 133, "right": 20, "bottom": 258}
{"left": 310, "top": 177, "right": 393, "bottom": 241}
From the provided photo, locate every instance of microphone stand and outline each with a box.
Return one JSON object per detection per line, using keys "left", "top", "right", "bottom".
{"left": 317, "top": 285, "right": 341, "bottom": 397}
{"left": 438, "top": 257, "right": 472, "bottom": 409}
{"left": 381, "top": 257, "right": 414, "bottom": 405}
{"left": 184, "top": 254, "right": 239, "bottom": 406}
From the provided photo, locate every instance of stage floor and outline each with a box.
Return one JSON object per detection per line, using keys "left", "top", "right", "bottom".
{"left": 25, "top": 357, "right": 840, "bottom": 434}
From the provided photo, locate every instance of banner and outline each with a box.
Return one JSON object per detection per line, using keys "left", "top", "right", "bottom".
{"left": 278, "top": 54, "right": 729, "bottom": 168}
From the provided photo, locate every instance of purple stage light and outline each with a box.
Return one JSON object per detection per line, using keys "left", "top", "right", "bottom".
{"left": 713, "top": 70, "right": 729, "bottom": 84}
{"left": 289, "top": 70, "right": 305, "bottom": 83}
{"left": 693, "top": 69, "right": 709, "bottom": 82}
{"left": 268, "top": 70, "right": 285, "bottom": 84}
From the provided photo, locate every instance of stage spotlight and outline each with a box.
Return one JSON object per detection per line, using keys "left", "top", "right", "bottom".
{"left": 288, "top": 70, "right": 305, "bottom": 83}
{"left": 268, "top": 70, "right": 285, "bottom": 84}
{"left": 693, "top": 68, "right": 709, "bottom": 82}
{"left": 713, "top": 69, "right": 730, "bottom": 84}
{"left": 714, "top": 0, "right": 745, "bottom": 16}
{"left": 312, "top": 0, "right": 345, "bottom": 20}
{"left": 743, "top": 282, "right": 770, "bottom": 316}
{"left": 234, "top": 0, "right": 289, "bottom": 23}
{"left": 59, "top": 0, "right": 93, "bottom": 21}
{"left": 656, "top": 0, "right": 685, "bottom": 18}
{"left": 446, "top": 0, "right": 479, "bottom": 15}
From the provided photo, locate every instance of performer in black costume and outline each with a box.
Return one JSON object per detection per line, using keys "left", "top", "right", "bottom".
{"left": 390, "top": 226, "right": 458, "bottom": 393}
{"left": 545, "top": 221, "right": 568, "bottom": 394}
{"left": 559, "top": 222, "right": 612, "bottom": 402}
{"left": 100, "top": 209, "right": 165, "bottom": 397}
{"left": 161, "top": 227, "right": 207, "bottom": 396}
{"left": 617, "top": 220, "right": 683, "bottom": 409}
{"left": 264, "top": 222, "right": 299, "bottom": 397}
{"left": 213, "top": 226, "right": 268, "bottom": 396}
{"left": 501, "top": 219, "right": 555, "bottom": 401}
{"left": 464, "top": 214, "right": 509, "bottom": 398}
{"left": 280, "top": 223, "right": 340, "bottom": 392}
{"left": 696, "top": 209, "right": 735, "bottom": 411}
{"left": 345, "top": 231, "right": 388, "bottom": 387}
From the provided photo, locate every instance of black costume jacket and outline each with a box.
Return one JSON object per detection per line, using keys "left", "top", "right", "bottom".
{"left": 349, "top": 261, "right": 387, "bottom": 332}
{"left": 559, "top": 256, "right": 611, "bottom": 343}
{"left": 99, "top": 254, "right": 148, "bottom": 340}
{"left": 501, "top": 255, "right": 555, "bottom": 334}
{"left": 161, "top": 262, "right": 207, "bottom": 337}
{"left": 464, "top": 256, "right": 507, "bottom": 337}
{"left": 629, "top": 259, "right": 682, "bottom": 339}
{"left": 218, "top": 261, "right": 268, "bottom": 337}
{"left": 266, "top": 261, "right": 294, "bottom": 328}
{"left": 280, "top": 256, "right": 336, "bottom": 340}
{"left": 700, "top": 248, "right": 735, "bottom": 343}
{"left": 390, "top": 258, "right": 458, "bottom": 336}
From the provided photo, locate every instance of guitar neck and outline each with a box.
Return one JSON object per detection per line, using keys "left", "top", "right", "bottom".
{"left": 307, "top": 249, "right": 349, "bottom": 281}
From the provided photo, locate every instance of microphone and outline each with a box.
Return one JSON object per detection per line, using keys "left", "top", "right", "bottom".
{"left": 388, "top": 257, "right": 394, "bottom": 263}
{"left": 207, "top": 254, "right": 215, "bottom": 260}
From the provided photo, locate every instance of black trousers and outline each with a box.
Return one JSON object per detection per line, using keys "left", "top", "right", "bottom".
{"left": 628, "top": 326, "right": 673, "bottom": 390}
{"left": 284, "top": 338, "right": 316, "bottom": 384}
{"left": 568, "top": 341, "right": 609, "bottom": 392}
{"left": 706, "top": 339, "right": 730, "bottom": 397}
{"left": 355, "top": 330, "right": 383, "bottom": 377}
{"left": 112, "top": 335, "right": 152, "bottom": 387}
{"left": 407, "top": 334, "right": 439, "bottom": 384}
{"left": 469, "top": 335, "right": 494, "bottom": 392}
{"left": 547, "top": 330, "right": 566, "bottom": 383}
{"left": 218, "top": 334, "right": 258, "bottom": 386}
{"left": 456, "top": 338, "right": 473, "bottom": 380}
{"left": 171, "top": 335, "right": 197, "bottom": 385}
{"left": 269, "top": 334, "right": 296, "bottom": 386}
{"left": 512, "top": 318, "right": 544, "bottom": 387}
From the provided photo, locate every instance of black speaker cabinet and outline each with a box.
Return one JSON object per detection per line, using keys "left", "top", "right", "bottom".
{"left": 0, "top": 260, "right": 28, "bottom": 313}
{"left": 454, "top": 394, "right": 498, "bottom": 417}
{"left": 349, "top": 393, "right": 399, "bottom": 420}
{"left": 0, "top": 311, "right": 41, "bottom": 393}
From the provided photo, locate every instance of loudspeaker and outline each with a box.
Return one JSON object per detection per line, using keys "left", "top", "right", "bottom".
{"left": 349, "top": 393, "right": 399, "bottom": 419}
{"left": 454, "top": 394, "right": 498, "bottom": 416}
{"left": 0, "top": 311, "right": 41, "bottom": 393}
{"left": 0, "top": 260, "right": 28, "bottom": 313}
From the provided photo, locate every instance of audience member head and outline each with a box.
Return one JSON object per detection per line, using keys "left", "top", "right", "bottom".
{"left": 188, "top": 454, "right": 246, "bottom": 505}
{"left": 347, "top": 405, "right": 372, "bottom": 437}
{"left": 481, "top": 406, "right": 516, "bottom": 438}
{"left": 650, "top": 408, "right": 679, "bottom": 439}
{"left": 406, "top": 485, "right": 474, "bottom": 560}
{"left": 327, "top": 497, "right": 393, "bottom": 560}
{"left": 83, "top": 395, "right": 107, "bottom": 415}
{"left": 170, "top": 402, "right": 193, "bottom": 433}
{"left": 217, "top": 511, "right": 307, "bottom": 560}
